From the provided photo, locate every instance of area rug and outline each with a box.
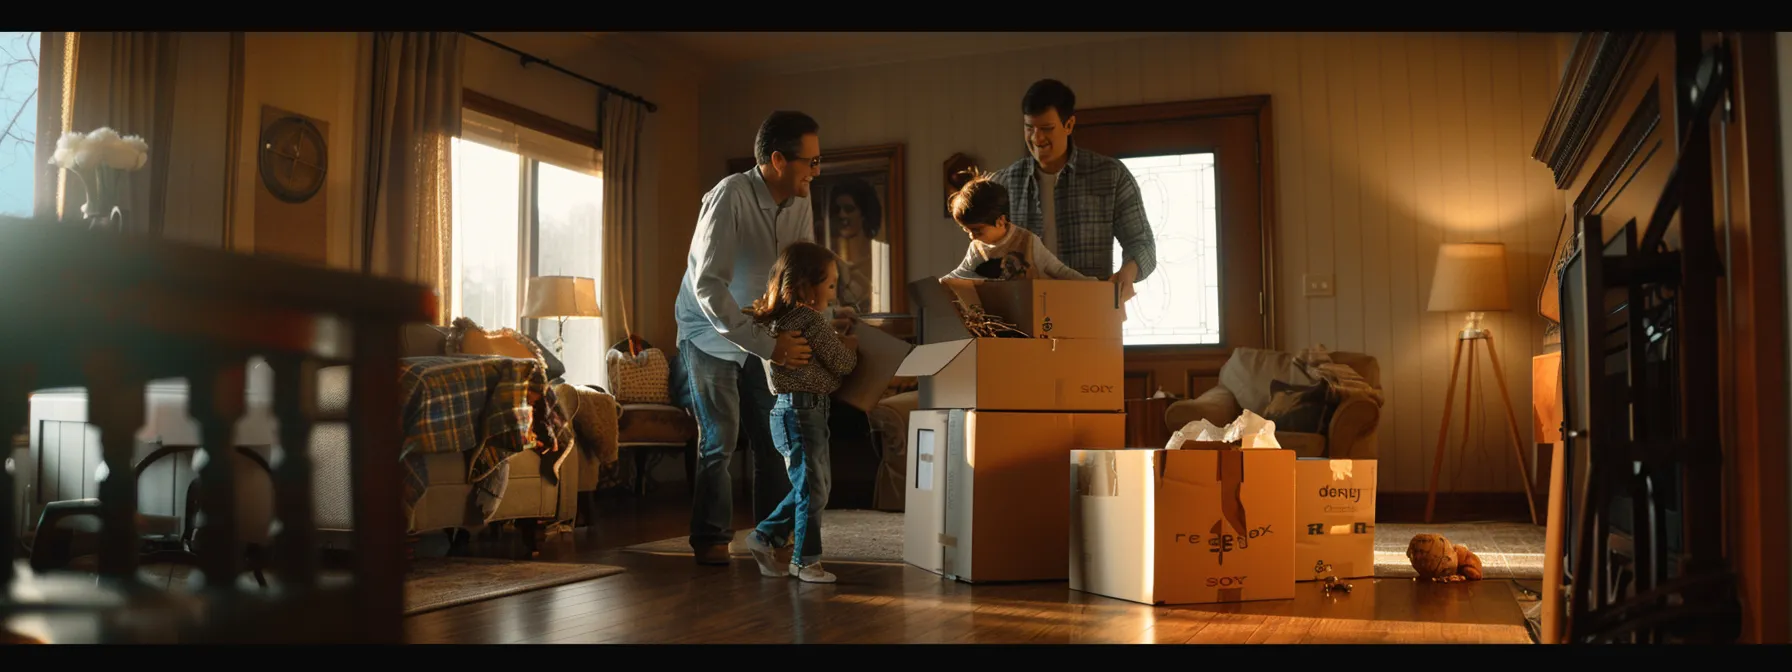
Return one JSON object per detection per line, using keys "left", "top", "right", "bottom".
{"left": 1371, "top": 522, "right": 1546, "bottom": 580}
{"left": 622, "top": 509, "right": 905, "bottom": 563}
{"left": 403, "top": 557, "right": 626, "bottom": 615}
{"left": 620, "top": 511, "right": 1547, "bottom": 581}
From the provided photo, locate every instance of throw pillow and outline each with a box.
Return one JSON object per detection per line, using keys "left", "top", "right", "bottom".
{"left": 606, "top": 347, "right": 672, "bottom": 404}
{"left": 1260, "top": 379, "right": 1330, "bottom": 434}
{"left": 446, "top": 317, "right": 550, "bottom": 373}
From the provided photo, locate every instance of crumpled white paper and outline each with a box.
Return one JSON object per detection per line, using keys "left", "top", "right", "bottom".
{"left": 1166, "top": 410, "right": 1283, "bottom": 450}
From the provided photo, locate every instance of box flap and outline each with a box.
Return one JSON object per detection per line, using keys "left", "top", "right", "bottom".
{"left": 896, "top": 340, "right": 972, "bottom": 377}
{"left": 833, "top": 321, "right": 915, "bottom": 413}
{"left": 909, "top": 276, "right": 974, "bottom": 344}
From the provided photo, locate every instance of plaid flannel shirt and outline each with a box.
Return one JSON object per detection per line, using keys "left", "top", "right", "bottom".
{"left": 989, "top": 143, "right": 1157, "bottom": 281}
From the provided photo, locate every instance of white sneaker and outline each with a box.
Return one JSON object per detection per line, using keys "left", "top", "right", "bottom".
{"left": 746, "top": 533, "right": 787, "bottom": 577}
{"left": 790, "top": 561, "right": 837, "bottom": 584}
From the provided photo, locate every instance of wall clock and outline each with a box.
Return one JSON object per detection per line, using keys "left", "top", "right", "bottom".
{"left": 258, "top": 113, "right": 328, "bottom": 204}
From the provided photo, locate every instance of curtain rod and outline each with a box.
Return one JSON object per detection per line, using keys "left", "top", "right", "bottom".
{"left": 460, "top": 31, "right": 659, "bottom": 113}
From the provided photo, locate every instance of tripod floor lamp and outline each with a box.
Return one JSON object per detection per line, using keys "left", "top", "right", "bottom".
{"left": 1424, "top": 242, "right": 1538, "bottom": 525}
{"left": 522, "top": 275, "right": 602, "bottom": 360}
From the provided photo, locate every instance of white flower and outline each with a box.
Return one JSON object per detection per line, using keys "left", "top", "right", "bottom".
{"left": 47, "top": 127, "right": 149, "bottom": 172}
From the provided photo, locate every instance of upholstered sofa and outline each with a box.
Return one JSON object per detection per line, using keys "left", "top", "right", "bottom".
{"left": 1163, "top": 348, "right": 1382, "bottom": 460}
{"left": 304, "top": 323, "right": 606, "bottom": 548}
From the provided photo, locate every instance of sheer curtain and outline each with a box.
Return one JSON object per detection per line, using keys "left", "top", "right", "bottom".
{"left": 362, "top": 31, "right": 462, "bottom": 322}
{"left": 598, "top": 91, "right": 644, "bottom": 354}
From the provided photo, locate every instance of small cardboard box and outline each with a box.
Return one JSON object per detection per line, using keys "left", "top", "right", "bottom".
{"left": 904, "top": 409, "right": 1126, "bottom": 583}
{"left": 895, "top": 337, "right": 1124, "bottom": 412}
{"left": 1294, "top": 458, "right": 1378, "bottom": 580}
{"left": 973, "top": 278, "right": 1124, "bottom": 340}
{"left": 1069, "top": 445, "right": 1296, "bottom": 605}
{"left": 831, "top": 320, "right": 914, "bottom": 414}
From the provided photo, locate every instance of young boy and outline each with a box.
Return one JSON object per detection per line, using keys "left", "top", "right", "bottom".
{"left": 940, "top": 170, "right": 1092, "bottom": 310}
{"left": 944, "top": 169, "right": 1090, "bottom": 285}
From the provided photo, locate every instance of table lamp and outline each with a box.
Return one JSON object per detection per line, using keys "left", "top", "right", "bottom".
{"left": 1423, "top": 242, "right": 1537, "bottom": 525}
{"left": 521, "top": 275, "right": 601, "bottom": 359}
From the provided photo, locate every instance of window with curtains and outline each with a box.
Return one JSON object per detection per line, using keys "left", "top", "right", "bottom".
{"left": 0, "top": 31, "right": 40, "bottom": 218}
{"left": 451, "top": 105, "right": 607, "bottom": 388}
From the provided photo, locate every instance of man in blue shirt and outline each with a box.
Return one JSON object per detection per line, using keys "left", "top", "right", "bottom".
{"left": 675, "top": 110, "right": 852, "bottom": 565}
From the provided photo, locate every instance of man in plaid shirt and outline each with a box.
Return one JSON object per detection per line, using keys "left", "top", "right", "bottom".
{"left": 989, "top": 79, "right": 1157, "bottom": 299}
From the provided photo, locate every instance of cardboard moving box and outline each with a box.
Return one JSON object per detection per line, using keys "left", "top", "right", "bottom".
{"left": 1294, "top": 458, "right": 1378, "bottom": 580}
{"left": 896, "top": 337, "right": 1124, "bottom": 412}
{"left": 904, "top": 409, "right": 1126, "bottom": 583}
{"left": 973, "top": 278, "right": 1124, "bottom": 340}
{"left": 1069, "top": 446, "right": 1296, "bottom": 605}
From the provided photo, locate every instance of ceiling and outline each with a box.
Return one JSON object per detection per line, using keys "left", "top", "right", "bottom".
{"left": 633, "top": 32, "right": 959, "bottom": 65}
{"left": 613, "top": 31, "right": 1159, "bottom": 77}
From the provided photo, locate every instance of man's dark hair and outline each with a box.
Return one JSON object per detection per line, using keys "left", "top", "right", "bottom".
{"left": 1021, "top": 79, "right": 1076, "bottom": 120}
{"left": 755, "top": 111, "right": 820, "bottom": 166}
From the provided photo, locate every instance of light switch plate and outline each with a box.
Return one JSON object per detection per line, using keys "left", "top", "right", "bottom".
{"left": 1304, "top": 274, "right": 1335, "bottom": 297}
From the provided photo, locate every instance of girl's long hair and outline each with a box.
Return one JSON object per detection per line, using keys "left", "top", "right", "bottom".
{"left": 744, "top": 241, "right": 839, "bottom": 324}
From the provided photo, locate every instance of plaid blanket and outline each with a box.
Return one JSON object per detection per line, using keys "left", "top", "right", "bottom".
{"left": 398, "top": 355, "right": 572, "bottom": 528}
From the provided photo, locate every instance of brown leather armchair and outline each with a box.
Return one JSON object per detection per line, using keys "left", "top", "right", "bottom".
{"left": 1163, "top": 348, "right": 1382, "bottom": 459}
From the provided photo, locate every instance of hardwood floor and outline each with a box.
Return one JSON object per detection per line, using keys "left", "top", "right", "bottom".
{"left": 404, "top": 488, "right": 1536, "bottom": 644}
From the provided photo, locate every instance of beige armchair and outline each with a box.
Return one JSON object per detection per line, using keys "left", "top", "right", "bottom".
{"left": 1163, "top": 348, "right": 1382, "bottom": 460}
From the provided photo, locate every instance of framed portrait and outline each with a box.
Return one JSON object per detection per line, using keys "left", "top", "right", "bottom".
{"left": 727, "top": 143, "right": 907, "bottom": 316}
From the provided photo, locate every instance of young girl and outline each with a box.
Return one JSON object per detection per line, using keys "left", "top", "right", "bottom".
{"left": 742, "top": 241, "right": 859, "bottom": 583}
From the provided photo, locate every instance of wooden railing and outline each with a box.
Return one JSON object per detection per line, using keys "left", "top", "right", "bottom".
{"left": 0, "top": 215, "right": 435, "bottom": 643}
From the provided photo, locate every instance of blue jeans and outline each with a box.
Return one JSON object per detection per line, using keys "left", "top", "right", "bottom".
{"left": 680, "top": 340, "right": 792, "bottom": 548}
{"left": 754, "top": 392, "right": 833, "bottom": 565}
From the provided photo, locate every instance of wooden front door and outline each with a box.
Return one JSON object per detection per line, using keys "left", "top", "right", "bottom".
{"left": 1071, "top": 96, "right": 1276, "bottom": 403}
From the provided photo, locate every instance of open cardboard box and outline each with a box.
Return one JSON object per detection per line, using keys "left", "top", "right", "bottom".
{"left": 1069, "top": 443, "right": 1296, "bottom": 605}
{"left": 897, "top": 277, "right": 1124, "bottom": 412}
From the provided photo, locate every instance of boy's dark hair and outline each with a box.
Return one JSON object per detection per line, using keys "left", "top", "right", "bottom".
{"left": 1022, "top": 79, "right": 1076, "bottom": 120}
{"left": 948, "top": 168, "right": 1009, "bottom": 228}
{"left": 755, "top": 111, "right": 821, "bottom": 166}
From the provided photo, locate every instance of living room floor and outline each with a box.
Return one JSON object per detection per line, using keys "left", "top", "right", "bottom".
{"left": 402, "top": 487, "right": 1536, "bottom": 645}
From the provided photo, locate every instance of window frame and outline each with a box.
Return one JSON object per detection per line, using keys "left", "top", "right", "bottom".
{"left": 451, "top": 90, "right": 606, "bottom": 379}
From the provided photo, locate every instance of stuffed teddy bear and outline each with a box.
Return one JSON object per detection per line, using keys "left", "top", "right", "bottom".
{"left": 1405, "top": 533, "right": 1484, "bottom": 582}
{"left": 1454, "top": 543, "right": 1485, "bottom": 580}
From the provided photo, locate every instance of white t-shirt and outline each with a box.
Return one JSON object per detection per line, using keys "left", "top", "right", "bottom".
{"left": 1036, "top": 169, "right": 1060, "bottom": 255}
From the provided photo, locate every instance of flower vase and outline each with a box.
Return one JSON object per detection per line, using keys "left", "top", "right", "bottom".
{"left": 49, "top": 127, "right": 149, "bottom": 234}
{"left": 81, "top": 200, "right": 126, "bottom": 233}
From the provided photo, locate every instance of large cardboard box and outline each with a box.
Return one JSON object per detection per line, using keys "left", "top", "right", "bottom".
{"left": 1069, "top": 446, "right": 1296, "bottom": 605}
{"left": 973, "top": 278, "right": 1124, "bottom": 340}
{"left": 895, "top": 338, "right": 1124, "bottom": 412}
{"left": 904, "top": 409, "right": 1126, "bottom": 583}
{"left": 1294, "top": 458, "right": 1378, "bottom": 580}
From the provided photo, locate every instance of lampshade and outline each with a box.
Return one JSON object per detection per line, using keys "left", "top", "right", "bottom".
{"left": 1427, "top": 243, "right": 1511, "bottom": 312}
{"left": 522, "top": 275, "right": 602, "bottom": 319}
